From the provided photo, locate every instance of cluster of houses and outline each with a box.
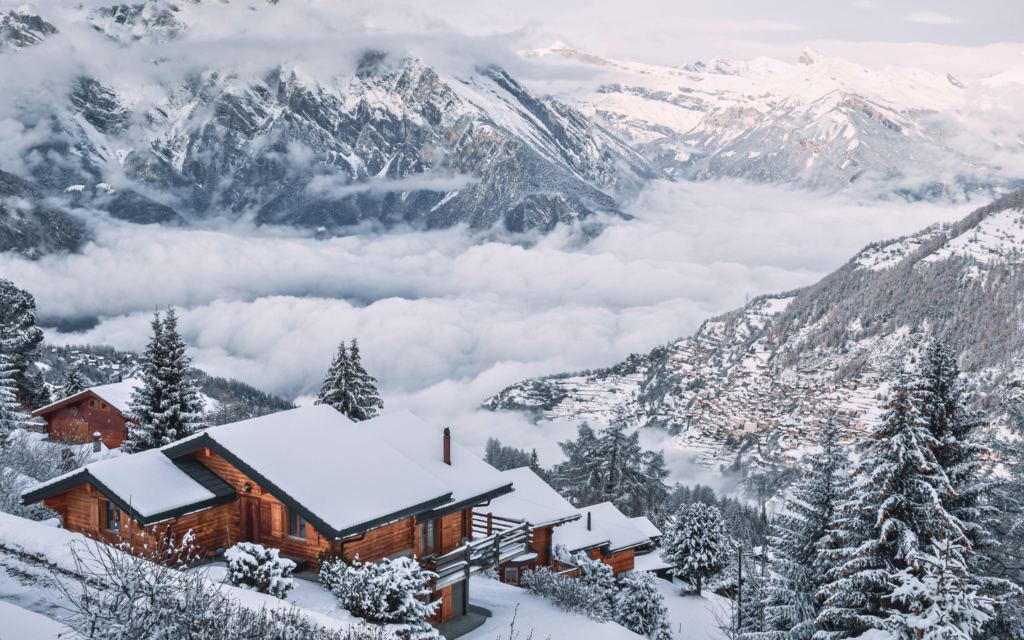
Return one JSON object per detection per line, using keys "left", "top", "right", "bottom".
{"left": 24, "top": 382, "right": 665, "bottom": 628}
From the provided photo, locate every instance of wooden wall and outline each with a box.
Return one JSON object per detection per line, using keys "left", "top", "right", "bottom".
{"left": 43, "top": 395, "right": 128, "bottom": 448}
{"left": 603, "top": 547, "right": 635, "bottom": 575}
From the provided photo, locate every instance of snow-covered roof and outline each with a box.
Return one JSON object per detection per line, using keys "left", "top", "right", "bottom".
{"left": 171, "top": 406, "right": 456, "bottom": 538}
{"left": 22, "top": 447, "right": 227, "bottom": 523}
{"left": 553, "top": 502, "right": 652, "bottom": 554}
{"left": 361, "top": 410, "right": 513, "bottom": 511}
{"left": 629, "top": 515, "right": 663, "bottom": 539}
{"left": 484, "top": 468, "right": 580, "bottom": 528}
{"left": 632, "top": 549, "right": 672, "bottom": 574}
{"left": 33, "top": 378, "right": 141, "bottom": 416}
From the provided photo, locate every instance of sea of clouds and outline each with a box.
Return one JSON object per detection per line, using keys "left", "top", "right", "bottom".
{"left": 0, "top": 178, "right": 976, "bottom": 477}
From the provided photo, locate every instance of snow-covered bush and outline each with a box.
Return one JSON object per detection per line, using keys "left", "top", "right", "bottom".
{"left": 520, "top": 566, "right": 612, "bottom": 622}
{"left": 576, "top": 553, "right": 618, "bottom": 611}
{"left": 225, "top": 542, "right": 296, "bottom": 598}
{"left": 54, "top": 536, "right": 389, "bottom": 640}
{"left": 319, "top": 554, "right": 438, "bottom": 633}
{"left": 615, "top": 572, "right": 672, "bottom": 640}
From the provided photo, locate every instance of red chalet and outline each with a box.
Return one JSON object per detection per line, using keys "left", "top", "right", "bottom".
{"left": 32, "top": 379, "right": 140, "bottom": 449}
{"left": 21, "top": 406, "right": 529, "bottom": 626}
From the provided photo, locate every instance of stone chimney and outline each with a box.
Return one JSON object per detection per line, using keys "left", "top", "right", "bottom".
{"left": 443, "top": 427, "right": 451, "bottom": 466}
{"left": 92, "top": 432, "right": 102, "bottom": 453}
{"left": 587, "top": 511, "right": 591, "bottom": 531}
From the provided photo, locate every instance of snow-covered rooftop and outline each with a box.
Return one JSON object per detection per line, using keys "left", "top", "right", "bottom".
{"left": 182, "top": 406, "right": 455, "bottom": 536}
{"left": 553, "top": 502, "right": 651, "bottom": 553}
{"left": 24, "top": 447, "right": 218, "bottom": 521}
{"left": 629, "top": 515, "right": 663, "bottom": 539}
{"left": 33, "top": 378, "right": 141, "bottom": 416}
{"left": 361, "top": 410, "right": 512, "bottom": 509}
{"left": 484, "top": 467, "right": 579, "bottom": 528}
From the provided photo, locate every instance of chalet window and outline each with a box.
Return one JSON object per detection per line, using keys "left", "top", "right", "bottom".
{"left": 89, "top": 399, "right": 98, "bottom": 408}
{"left": 287, "top": 508, "right": 307, "bottom": 539}
{"left": 505, "top": 567, "right": 518, "bottom": 584}
{"left": 104, "top": 501, "right": 121, "bottom": 534}
{"left": 419, "top": 519, "right": 436, "bottom": 554}
{"left": 101, "top": 403, "right": 109, "bottom": 410}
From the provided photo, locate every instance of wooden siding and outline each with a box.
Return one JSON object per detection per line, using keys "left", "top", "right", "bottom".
{"left": 42, "top": 395, "right": 128, "bottom": 448}
{"left": 603, "top": 547, "right": 635, "bottom": 575}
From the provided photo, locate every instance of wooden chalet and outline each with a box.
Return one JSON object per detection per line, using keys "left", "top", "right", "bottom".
{"left": 32, "top": 379, "right": 140, "bottom": 449}
{"left": 477, "top": 467, "right": 581, "bottom": 586}
{"left": 21, "top": 407, "right": 527, "bottom": 626}
{"left": 551, "top": 501, "right": 654, "bottom": 576}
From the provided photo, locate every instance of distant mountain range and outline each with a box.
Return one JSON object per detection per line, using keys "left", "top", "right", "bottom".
{"left": 0, "top": 3, "right": 662, "bottom": 255}
{"left": 485, "top": 188, "right": 1024, "bottom": 471}
{"left": 525, "top": 42, "right": 1024, "bottom": 197}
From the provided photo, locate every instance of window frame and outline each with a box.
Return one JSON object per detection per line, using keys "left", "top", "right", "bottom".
{"left": 504, "top": 567, "right": 518, "bottom": 584}
{"left": 286, "top": 507, "right": 307, "bottom": 540}
{"left": 104, "top": 501, "right": 121, "bottom": 534}
{"left": 419, "top": 518, "right": 437, "bottom": 554}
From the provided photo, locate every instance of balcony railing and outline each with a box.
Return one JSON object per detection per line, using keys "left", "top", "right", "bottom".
{"left": 423, "top": 521, "right": 530, "bottom": 589}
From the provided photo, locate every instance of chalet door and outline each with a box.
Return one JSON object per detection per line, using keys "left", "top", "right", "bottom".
{"left": 239, "top": 496, "right": 262, "bottom": 544}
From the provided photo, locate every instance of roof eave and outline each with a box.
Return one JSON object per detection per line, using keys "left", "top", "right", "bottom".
{"left": 414, "top": 483, "right": 515, "bottom": 523}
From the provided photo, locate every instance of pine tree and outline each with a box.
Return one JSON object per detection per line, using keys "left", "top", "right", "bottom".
{"left": 663, "top": 502, "right": 732, "bottom": 596}
{"left": 58, "top": 365, "right": 90, "bottom": 400}
{"left": 0, "top": 353, "right": 26, "bottom": 445}
{"left": 345, "top": 339, "right": 383, "bottom": 421}
{"left": 739, "top": 554, "right": 770, "bottom": 640}
{"left": 0, "top": 279, "right": 48, "bottom": 409}
{"left": 577, "top": 553, "right": 618, "bottom": 612}
{"left": 916, "top": 342, "right": 993, "bottom": 554}
{"left": 817, "top": 372, "right": 963, "bottom": 637}
{"left": 529, "top": 448, "right": 540, "bottom": 472}
{"left": 760, "top": 417, "right": 849, "bottom": 640}
{"left": 615, "top": 571, "right": 673, "bottom": 640}
{"left": 315, "top": 340, "right": 383, "bottom": 422}
{"left": 123, "top": 309, "right": 204, "bottom": 453}
{"left": 885, "top": 538, "right": 995, "bottom": 640}
{"left": 550, "top": 422, "right": 604, "bottom": 507}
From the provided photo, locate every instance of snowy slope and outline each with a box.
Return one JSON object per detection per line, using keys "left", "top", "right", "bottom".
{"left": 485, "top": 188, "right": 1024, "bottom": 470}
{"left": 525, "top": 42, "right": 1024, "bottom": 196}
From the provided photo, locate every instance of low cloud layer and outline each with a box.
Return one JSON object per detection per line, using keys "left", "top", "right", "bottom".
{"left": 1, "top": 179, "right": 975, "bottom": 472}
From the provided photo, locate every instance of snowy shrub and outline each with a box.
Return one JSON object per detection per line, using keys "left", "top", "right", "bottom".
{"left": 225, "top": 542, "right": 296, "bottom": 598}
{"left": 54, "top": 536, "right": 389, "bottom": 640}
{"left": 615, "top": 572, "right": 672, "bottom": 640}
{"left": 520, "top": 566, "right": 612, "bottom": 622}
{"left": 576, "top": 553, "right": 618, "bottom": 610}
{"left": 319, "top": 554, "right": 438, "bottom": 632}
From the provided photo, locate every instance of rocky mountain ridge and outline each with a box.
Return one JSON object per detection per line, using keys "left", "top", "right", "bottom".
{"left": 526, "top": 42, "right": 1024, "bottom": 197}
{"left": 0, "top": 3, "right": 663, "bottom": 255}
{"left": 485, "top": 188, "right": 1024, "bottom": 470}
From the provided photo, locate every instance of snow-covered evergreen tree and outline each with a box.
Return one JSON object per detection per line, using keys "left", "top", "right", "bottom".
{"left": 885, "top": 538, "right": 995, "bottom": 640}
{"left": 759, "top": 417, "right": 850, "bottom": 640}
{"left": 0, "top": 353, "right": 26, "bottom": 445}
{"left": 817, "top": 372, "right": 963, "bottom": 637}
{"left": 315, "top": 339, "right": 383, "bottom": 422}
{"left": 345, "top": 339, "right": 383, "bottom": 421}
{"left": 550, "top": 413, "right": 669, "bottom": 517}
{"left": 739, "top": 555, "right": 770, "bottom": 640}
{"left": 0, "top": 278, "right": 48, "bottom": 409}
{"left": 123, "top": 309, "right": 204, "bottom": 453}
{"left": 916, "top": 342, "right": 993, "bottom": 554}
{"left": 58, "top": 365, "right": 90, "bottom": 400}
{"left": 663, "top": 502, "right": 732, "bottom": 596}
{"left": 318, "top": 554, "right": 437, "bottom": 632}
{"left": 615, "top": 571, "right": 673, "bottom": 640}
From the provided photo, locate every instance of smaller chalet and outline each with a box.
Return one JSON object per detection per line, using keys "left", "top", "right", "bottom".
{"left": 33, "top": 379, "right": 141, "bottom": 449}
{"left": 479, "top": 467, "right": 580, "bottom": 585}
{"left": 552, "top": 502, "right": 654, "bottom": 576}
{"left": 21, "top": 407, "right": 525, "bottom": 626}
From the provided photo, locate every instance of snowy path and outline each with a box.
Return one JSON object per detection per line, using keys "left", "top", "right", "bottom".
{"left": 654, "top": 578, "right": 728, "bottom": 640}
{"left": 0, "top": 600, "right": 72, "bottom": 640}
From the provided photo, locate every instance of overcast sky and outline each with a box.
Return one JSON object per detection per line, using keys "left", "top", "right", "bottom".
{"left": 355, "top": 0, "right": 1024, "bottom": 75}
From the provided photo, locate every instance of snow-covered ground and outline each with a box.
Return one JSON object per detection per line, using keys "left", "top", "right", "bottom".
{"left": 653, "top": 578, "right": 729, "bottom": 640}
{"left": 0, "top": 600, "right": 72, "bottom": 640}
{"left": 462, "top": 575, "right": 644, "bottom": 640}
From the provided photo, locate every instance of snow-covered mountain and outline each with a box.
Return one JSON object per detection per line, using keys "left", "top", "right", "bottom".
{"left": 0, "top": 5, "right": 663, "bottom": 255}
{"left": 485, "top": 188, "right": 1024, "bottom": 470}
{"left": 525, "top": 42, "right": 1024, "bottom": 197}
